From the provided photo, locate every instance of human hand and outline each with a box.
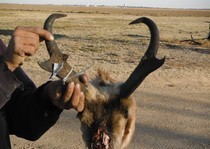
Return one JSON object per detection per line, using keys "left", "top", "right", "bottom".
{"left": 3, "top": 26, "right": 53, "bottom": 71}
{"left": 45, "top": 74, "right": 88, "bottom": 112}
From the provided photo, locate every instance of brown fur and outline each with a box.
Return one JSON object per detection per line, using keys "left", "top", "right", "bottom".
{"left": 42, "top": 14, "right": 164, "bottom": 149}
{"left": 78, "top": 69, "right": 136, "bottom": 149}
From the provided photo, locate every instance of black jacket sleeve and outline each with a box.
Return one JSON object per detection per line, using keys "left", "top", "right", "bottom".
{"left": 5, "top": 67, "right": 63, "bottom": 141}
{"left": 0, "top": 57, "right": 21, "bottom": 109}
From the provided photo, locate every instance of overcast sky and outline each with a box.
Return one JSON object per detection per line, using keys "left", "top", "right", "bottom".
{"left": 0, "top": 0, "right": 210, "bottom": 9}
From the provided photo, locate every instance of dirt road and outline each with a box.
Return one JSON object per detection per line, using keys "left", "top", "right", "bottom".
{"left": 10, "top": 42, "right": 210, "bottom": 149}
{"left": 0, "top": 5, "right": 209, "bottom": 148}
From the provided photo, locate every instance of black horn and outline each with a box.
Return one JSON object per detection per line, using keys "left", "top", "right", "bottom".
{"left": 39, "top": 13, "right": 75, "bottom": 79}
{"left": 43, "top": 13, "right": 67, "bottom": 56}
{"left": 119, "top": 17, "right": 165, "bottom": 99}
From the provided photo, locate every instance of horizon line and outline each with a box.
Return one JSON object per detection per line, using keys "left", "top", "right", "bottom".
{"left": 0, "top": 3, "right": 210, "bottom": 10}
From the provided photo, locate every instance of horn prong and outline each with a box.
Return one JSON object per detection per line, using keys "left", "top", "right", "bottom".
{"left": 120, "top": 17, "right": 165, "bottom": 99}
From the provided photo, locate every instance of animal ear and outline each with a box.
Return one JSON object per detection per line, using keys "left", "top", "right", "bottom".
{"left": 97, "top": 69, "right": 115, "bottom": 84}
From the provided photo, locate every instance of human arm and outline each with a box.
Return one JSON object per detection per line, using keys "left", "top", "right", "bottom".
{"left": 3, "top": 26, "right": 53, "bottom": 71}
{"left": 1, "top": 27, "right": 87, "bottom": 140}
{"left": 5, "top": 68, "right": 87, "bottom": 140}
{"left": 2, "top": 26, "right": 86, "bottom": 111}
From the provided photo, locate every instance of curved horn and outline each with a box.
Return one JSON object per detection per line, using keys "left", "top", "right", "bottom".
{"left": 39, "top": 13, "right": 74, "bottom": 79}
{"left": 44, "top": 13, "right": 67, "bottom": 56}
{"left": 120, "top": 17, "right": 165, "bottom": 99}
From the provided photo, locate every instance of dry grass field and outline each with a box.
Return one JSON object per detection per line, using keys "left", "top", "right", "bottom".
{"left": 0, "top": 4, "right": 210, "bottom": 149}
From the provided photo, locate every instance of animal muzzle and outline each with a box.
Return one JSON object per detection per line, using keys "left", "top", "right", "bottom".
{"left": 91, "top": 128, "right": 111, "bottom": 149}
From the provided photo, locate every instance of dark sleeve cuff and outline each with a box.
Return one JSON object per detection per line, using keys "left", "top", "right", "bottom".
{"left": 0, "top": 70, "right": 21, "bottom": 109}
{"left": 5, "top": 81, "right": 62, "bottom": 140}
{"left": 36, "top": 82, "right": 63, "bottom": 116}
{"left": 0, "top": 56, "right": 22, "bottom": 109}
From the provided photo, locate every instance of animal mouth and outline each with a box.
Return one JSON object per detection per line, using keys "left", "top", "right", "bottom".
{"left": 91, "top": 128, "right": 111, "bottom": 149}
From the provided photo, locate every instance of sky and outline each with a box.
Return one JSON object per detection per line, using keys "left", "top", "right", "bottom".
{"left": 0, "top": 0, "right": 210, "bottom": 9}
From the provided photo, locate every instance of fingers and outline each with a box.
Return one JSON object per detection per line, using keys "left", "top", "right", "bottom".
{"left": 50, "top": 81, "right": 85, "bottom": 111}
{"left": 63, "top": 83, "right": 85, "bottom": 112}
{"left": 79, "top": 73, "right": 89, "bottom": 85}
{"left": 13, "top": 26, "right": 53, "bottom": 56}
{"left": 76, "top": 92, "right": 85, "bottom": 112}
{"left": 4, "top": 26, "right": 54, "bottom": 71}
{"left": 65, "top": 83, "right": 80, "bottom": 109}
{"left": 63, "top": 82, "right": 75, "bottom": 104}
{"left": 13, "top": 30, "right": 39, "bottom": 56}
{"left": 15, "top": 26, "right": 54, "bottom": 41}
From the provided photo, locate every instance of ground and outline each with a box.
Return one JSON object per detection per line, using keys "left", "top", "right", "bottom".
{"left": 0, "top": 4, "right": 209, "bottom": 149}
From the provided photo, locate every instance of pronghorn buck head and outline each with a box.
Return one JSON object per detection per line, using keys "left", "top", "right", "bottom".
{"left": 39, "top": 13, "right": 165, "bottom": 149}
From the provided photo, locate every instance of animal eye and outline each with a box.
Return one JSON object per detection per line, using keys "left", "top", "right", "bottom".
{"left": 99, "top": 81, "right": 107, "bottom": 86}
{"left": 123, "top": 107, "right": 129, "bottom": 119}
{"left": 98, "top": 80, "right": 114, "bottom": 87}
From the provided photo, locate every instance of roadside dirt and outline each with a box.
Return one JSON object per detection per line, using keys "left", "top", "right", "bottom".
{"left": 10, "top": 41, "right": 210, "bottom": 149}
{"left": 0, "top": 5, "right": 209, "bottom": 148}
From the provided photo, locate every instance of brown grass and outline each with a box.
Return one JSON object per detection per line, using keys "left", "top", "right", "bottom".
{"left": 0, "top": 3, "right": 210, "bottom": 17}
{"left": 2, "top": 4, "right": 210, "bottom": 149}
{"left": 0, "top": 4, "right": 209, "bottom": 46}
{"left": 0, "top": 3, "right": 209, "bottom": 80}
